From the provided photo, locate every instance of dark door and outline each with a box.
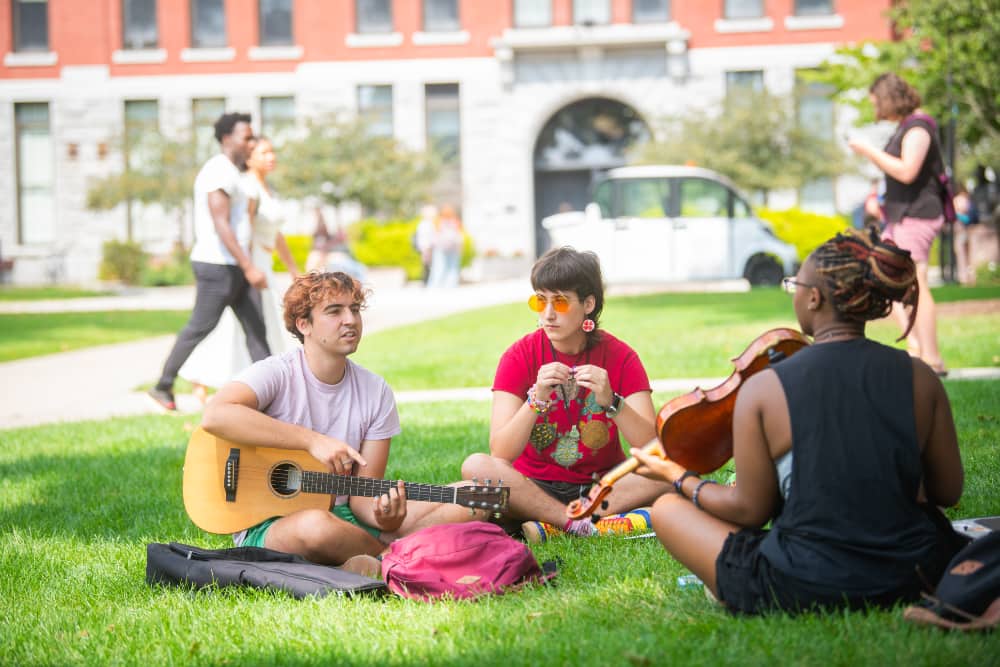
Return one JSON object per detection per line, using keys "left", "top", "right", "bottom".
{"left": 534, "top": 170, "right": 592, "bottom": 256}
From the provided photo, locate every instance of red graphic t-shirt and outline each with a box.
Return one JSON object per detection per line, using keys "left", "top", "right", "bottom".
{"left": 492, "top": 329, "right": 652, "bottom": 484}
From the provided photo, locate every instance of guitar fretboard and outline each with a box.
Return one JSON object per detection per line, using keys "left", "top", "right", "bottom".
{"left": 300, "top": 472, "right": 457, "bottom": 504}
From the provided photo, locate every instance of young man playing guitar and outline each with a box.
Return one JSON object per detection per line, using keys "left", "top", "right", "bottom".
{"left": 201, "top": 271, "right": 491, "bottom": 572}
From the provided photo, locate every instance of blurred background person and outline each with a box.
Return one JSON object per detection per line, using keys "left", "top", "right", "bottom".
{"left": 427, "top": 204, "right": 463, "bottom": 288}
{"left": 848, "top": 73, "right": 947, "bottom": 376}
{"left": 414, "top": 204, "right": 437, "bottom": 285}
{"left": 180, "top": 136, "right": 299, "bottom": 404}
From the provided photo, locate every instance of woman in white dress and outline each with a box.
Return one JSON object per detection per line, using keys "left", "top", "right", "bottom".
{"left": 179, "top": 137, "right": 299, "bottom": 403}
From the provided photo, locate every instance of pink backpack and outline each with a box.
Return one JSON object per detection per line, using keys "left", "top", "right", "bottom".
{"left": 381, "top": 522, "right": 556, "bottom": 601}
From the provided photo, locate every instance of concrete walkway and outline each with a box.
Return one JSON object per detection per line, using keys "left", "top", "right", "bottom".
{"left": 2, "top": 279, "right": 998, "bottom": 430}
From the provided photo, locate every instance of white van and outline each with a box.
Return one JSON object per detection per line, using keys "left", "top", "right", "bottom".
{"left": 542, "top": 165, "right": 799, "bottom": 285}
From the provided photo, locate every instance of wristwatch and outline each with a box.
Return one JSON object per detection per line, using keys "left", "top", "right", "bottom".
{"left": 604, "top": 392, "right": 624, "bottom": 417}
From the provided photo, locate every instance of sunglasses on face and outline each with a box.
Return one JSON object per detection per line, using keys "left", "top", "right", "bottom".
{"left": 528, "top": 294, "right": 572, "bottom": 313}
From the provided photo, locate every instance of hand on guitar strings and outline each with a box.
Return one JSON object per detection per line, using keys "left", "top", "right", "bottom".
{"left": 308, "top": 435, "right": 367, "bottom": 475}
{"left": 371, "top": 480, "right": 407, "bottom": 532}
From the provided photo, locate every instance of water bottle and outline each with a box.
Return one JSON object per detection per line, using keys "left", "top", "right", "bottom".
{"left": 676, "top": 574, "right": 703, "bottom": 589}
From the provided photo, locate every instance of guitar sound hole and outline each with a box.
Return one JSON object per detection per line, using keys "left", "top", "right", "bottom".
{"left": 270, "top": 462, "right": 302, "bottom": 497}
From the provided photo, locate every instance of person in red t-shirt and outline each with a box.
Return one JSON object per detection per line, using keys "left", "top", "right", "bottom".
{"left": 462, "top": 247, "right": 671, "bottom": 541}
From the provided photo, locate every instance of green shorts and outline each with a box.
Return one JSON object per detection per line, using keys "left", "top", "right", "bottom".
{"left": 240, "top": 504, "right": 380, "bottom": 548}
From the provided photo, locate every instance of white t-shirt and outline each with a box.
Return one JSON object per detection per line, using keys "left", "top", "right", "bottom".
{"left": 189, "top": 154, "right": 251, "bottom": 265}
{"left": 235, "top": 348, "right": 402, "bottom": 506}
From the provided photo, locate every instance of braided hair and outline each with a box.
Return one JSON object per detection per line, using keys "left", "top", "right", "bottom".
{"left": 811, "top": 226, "right": 918, "bottom": 340}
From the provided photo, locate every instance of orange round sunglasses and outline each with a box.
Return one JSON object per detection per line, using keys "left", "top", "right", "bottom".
{"left": 528, "top": 294, "right": 571, "bottom": 313}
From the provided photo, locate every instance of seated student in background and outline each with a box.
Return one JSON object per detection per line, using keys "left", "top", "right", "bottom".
{"left": 202, "top": 271, "right": 489, "bottom": 572}
{"left": 462, "top": 246, "right": 671, "bottom": 542}
{"left": 633, "top": 227, "right": 966, "bottom": 614}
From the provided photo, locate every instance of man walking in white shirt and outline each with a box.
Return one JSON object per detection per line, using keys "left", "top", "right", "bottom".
{"left": 149, "top": 112, "right": 269, "bottom": 411}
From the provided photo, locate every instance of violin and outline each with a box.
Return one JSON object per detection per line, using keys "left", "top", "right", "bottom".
{"left": 565, "top": 328, "right": 810, "bottom": 520}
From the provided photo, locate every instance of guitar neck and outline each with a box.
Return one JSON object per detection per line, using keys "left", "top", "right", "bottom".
{"left": 301, "top": 472, "right": 456, "bottom": 504}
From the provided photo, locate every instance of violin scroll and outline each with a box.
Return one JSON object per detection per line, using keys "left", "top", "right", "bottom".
{"left": 566, "top": 438, "right": 666, "bottom": 520}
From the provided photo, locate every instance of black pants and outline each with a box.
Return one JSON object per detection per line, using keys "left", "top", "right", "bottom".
{"left": 156, "top": 261, "right": 270, "bottom": 390}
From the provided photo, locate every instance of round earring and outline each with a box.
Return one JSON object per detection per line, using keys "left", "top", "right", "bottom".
{"left": 582, "top": 319, "right": 595, "bottom": 332}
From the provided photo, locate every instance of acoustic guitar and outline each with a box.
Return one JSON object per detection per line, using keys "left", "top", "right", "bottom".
{"left": 183, "top": 428, "right": 510, "bottom": 534}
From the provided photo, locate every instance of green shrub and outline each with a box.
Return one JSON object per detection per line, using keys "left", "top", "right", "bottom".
{"left": 348, "top": 218, "right": 476, "bottom": 281}
{"left": 350, "top": 218, "right": 424, "bottom": 280}
{"left": 272, "top": 234, "right": 312, "bottom": 273}
{"left": 98, "top": 239, "right": 146, "bottom": 285}
{"left": 758, "top": 207, "right": 851, "bottom": 261}
{"left": 141, "top": 244, "right": 194, "bottom": 286}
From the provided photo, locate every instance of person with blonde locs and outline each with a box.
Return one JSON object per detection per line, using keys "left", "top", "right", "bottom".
{"left": 462, "top": 246, "right": 671, "bottom": 542}
{"left": 632, "top": 227, "right": 965, "bottom": 615}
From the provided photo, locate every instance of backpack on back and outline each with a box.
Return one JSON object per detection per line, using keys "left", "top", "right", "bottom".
{"left": 381, "top": 521, "right": 556, "bottom": 601}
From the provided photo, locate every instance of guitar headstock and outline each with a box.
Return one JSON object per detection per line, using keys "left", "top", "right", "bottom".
{"left": 456, "top": 484, "right": 510, "bottom": 513}
{"left": 565, "top": 483, "right": 612, "bottom": 520}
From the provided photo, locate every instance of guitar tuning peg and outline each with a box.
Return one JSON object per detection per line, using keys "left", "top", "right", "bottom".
{"left": 497, "top": 479, "right": 503, "bottom": 487}
{"left": 485, "top": 478, "right": 492, "bottom": 486}
{"left": 469, "top": 507, "right": 476, "bottom": 516}
{"left": 493, "top": 512, "right": 501, "bottom": 519}
{"left": 472, "top": 477, "right": 478, "bottom": 485}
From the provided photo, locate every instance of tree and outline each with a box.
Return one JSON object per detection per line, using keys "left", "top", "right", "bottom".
{"left": 632, "top": 90, "right": 849, "bottom": 206}
{"left": 270, "top": 115, "right": 439, "bottom": 218}
{"left": 805, "top": 0, "right": 1000, "bottom": 172}
{"left": 86, "top": 132, "right": 199, "bottom": 244}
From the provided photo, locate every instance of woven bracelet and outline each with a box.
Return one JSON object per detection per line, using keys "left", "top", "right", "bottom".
{"left": 526, "top": 386, "right": 551, "bottom": 414}
{"left": 691, "top": 479, "right": 718, "bottom": 510}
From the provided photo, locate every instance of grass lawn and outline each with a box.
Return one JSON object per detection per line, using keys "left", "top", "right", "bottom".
{"left": 0, "top": 285, "right": 112, "bottom": 301}
{"left": 2, "top": 378, "right": 998, "bottom": 666}
{"left": 0, "top": 311, "right": 189, "bottom": 362}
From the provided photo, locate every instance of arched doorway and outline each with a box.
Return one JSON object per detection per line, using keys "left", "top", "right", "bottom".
{"left": 533, "top": 97, "right": 650, "bottom": 255}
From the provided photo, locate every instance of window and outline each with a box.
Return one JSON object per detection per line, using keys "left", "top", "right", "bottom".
{"left": 424, "top": 0, "right": 459, "bottom": 32}
{"left": 726, "top": 70, "right": 764, "bottom": 95}
{"left": 192, "top": 98, "right": 226, "bottom": 162}
{"left": 794, "top": 0, "right": 834, "bottom": 16}
{"left": 259, "top": 0, "right": 292, "bottom": 46}
{"left": 619, "top": 180, "right": 670, "bottom": 218}
{"left": 357, "top": 85, "right": 393, "bottom": 137}
{"left": 125, "top": 100, "right": 160, "bottom": 235}
{"left": 797, "top": 77, "right": 836, "bottom": 213}
{"left": 633, "top": 0, "right": 669, "bottom": 23}
{"left": 123, "top": 0, "right": 157, "bottom": 49}
{"left": 514, "top": 0, "right": 551, "bottom": 27}
{"left": 724, "top": 0, "right": 764, "bottom": 19}
{"left": 574, "top": 0, "right": 610, "bottom": 25}
{"left": 260, "top": 96, "right": 295, "bottom": 143}
{"left": 594, "top": 181, "right": 614, "bottom": 217}
{"left": 425, "top": 84, "right": 461, "bottom": 164}
{"left": 356, "top": 0, "right": 392, "bottom": 33}
{"left": 191, "top": 0, "right": 226, "bottom": 48}
{"left": 679, "top": 179, "right": 729, "bottom": 218}
{"left": 14, "top": 103, "right": 54, "bottom": 244}
{"left": 13, "top": 0, "right": 49, "bottom": 51}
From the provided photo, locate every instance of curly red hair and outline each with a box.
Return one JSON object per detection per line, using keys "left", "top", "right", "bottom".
{"left": 283, "top": 271, "right": 370, "bottom": 343}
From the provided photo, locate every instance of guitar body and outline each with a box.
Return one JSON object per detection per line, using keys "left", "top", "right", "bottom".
{"left": 183, "top": 428, "right": 331, "bottom": 534}
{"left": 183, "top": 428, "right": 510, "bottom": 534}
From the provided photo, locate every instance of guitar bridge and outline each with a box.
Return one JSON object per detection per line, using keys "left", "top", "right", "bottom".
{"left": 224, "top": 448, "right": 240, "bottom": 502}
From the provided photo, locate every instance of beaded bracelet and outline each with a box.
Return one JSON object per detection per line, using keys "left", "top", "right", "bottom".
{"left": 526, "top": 385, "right": 552, "bottom": 414}
{"left": 691, "top": 479, "right": 718, "bottom": 510}
{"left": 673, "top": 470, "right": 699, "bottom": 496}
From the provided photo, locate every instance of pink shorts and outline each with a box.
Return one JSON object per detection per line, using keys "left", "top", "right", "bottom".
{"left": 882, "top": 216, "right": 945, "bottom": 263}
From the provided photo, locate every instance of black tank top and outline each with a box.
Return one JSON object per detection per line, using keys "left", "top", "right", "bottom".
{"left": 760, "top": 338, "right": 939, "bottom": 595}
{"left": 882, "top": 116, "right": 944, "bottom": 223}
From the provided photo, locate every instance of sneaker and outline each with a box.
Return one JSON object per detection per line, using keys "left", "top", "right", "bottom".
{"left": 147, "top": 387, "right": 176, "bottom": 412}
{"left": 341, "top": 554, "right": 381, "bottom": 579}
{"left": 521, "top": 508, "right": 652, "bottom": 544}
